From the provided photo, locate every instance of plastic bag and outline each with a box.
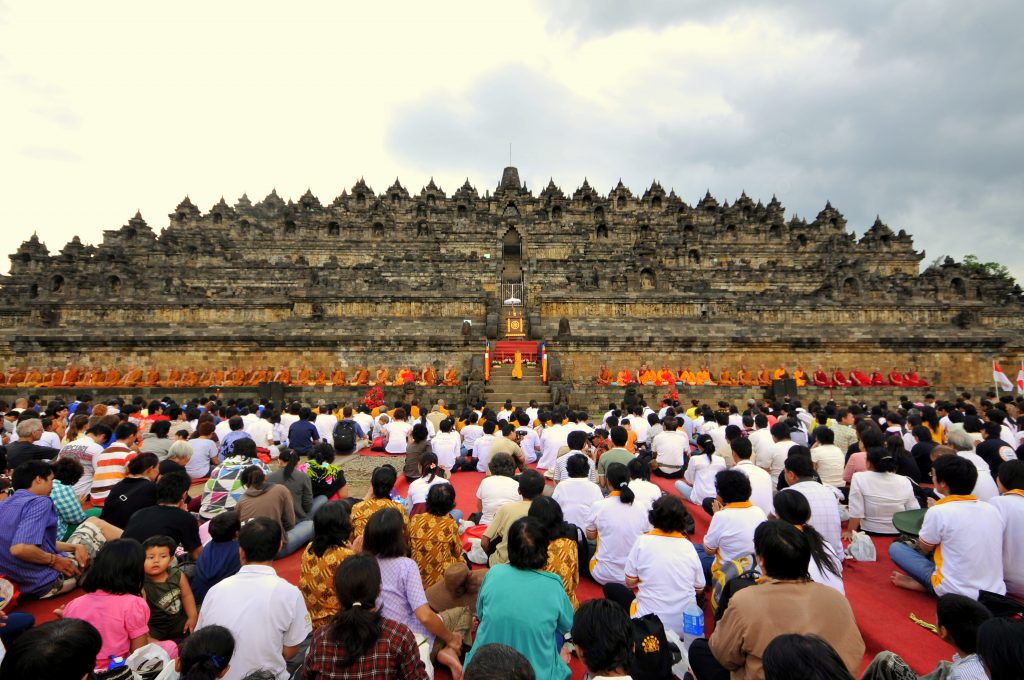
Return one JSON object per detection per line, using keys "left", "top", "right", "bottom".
{"left": 845, "top": 531, "right": 877, "bottom": 562}
{"left": 125, "top": 642, "right": 177, "bottom": 680}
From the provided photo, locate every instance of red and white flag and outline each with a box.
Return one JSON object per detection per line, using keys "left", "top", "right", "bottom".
{"left": 1016, "top": 362, "right": 1024, "bottom": 394}
{"left": 994, "top": 361, "right": 1014, "bottom": 391}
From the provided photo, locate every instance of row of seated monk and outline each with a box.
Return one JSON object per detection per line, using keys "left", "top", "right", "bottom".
{"left": 596, "top": 364, "right": 930, "bottom": 388}
{"left": 0, "top": 363, "right": 461, "bottom": 389}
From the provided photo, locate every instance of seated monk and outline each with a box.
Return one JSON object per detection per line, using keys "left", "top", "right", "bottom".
{"left": 80, "top": 368, "right": 103, "bottom": 386}
{"left": 888, "top": 368, "right": 906, "bottom": 386}
{"left": 870, "top": 370, "right": 888, "bottom": 386}
{"left": 696, "top": 367, "right": 716, "bottom": 386}
{"left": 330, "top": 368, "right": 346, "bottom": 385}
{"left": 7, "top": 369, "right": 25, "bottom": 386}
{"left": 223, "top": 368, "right": 243, "bottom": 387}
{"left": 121, "top": 367, "right": 143, "bottom": 387}
{"left": 350, "top": 366, "right": 370, "bottom": 386}
{"left": 297, "top": 367, "right": 312, "bottom": 385}
{"left": 21, "top": 367, "right": 43, "bottom": 387}
{"left": 0, "top": 371, "right": 6, "bottom": 386}
{"left": 58, "top": 364, "right": 79, "bottom": 387}
{"left": 396, "top": 366, "right": 416, "bottom": 385}
{"left": 638, "top": 364, "right": 657, "bottom": 385}
{"left": 35, "top": 369, "right": 54, "bottom": 387}
{"left": 141, "top": 368, "right": 160, "bottom": 387}
{"left": 757, "top": 366, "right": 772, "bottom": 386}
{"left": 272, "top": 368, "right": 291, "bottom": 384}
{"left": 813, "top": 367, "right": 833, "bottom": 388}
{"left": 773, "top": 366, "right": 788, "bottom": 381}
{"left": 244, "top": 369, "right": 265, "bottom": 386}
{"left": 615, "top": 369, "right": 633, "bottom": 386}
{"left": 180, "top": 369, "right": 198, "bottom": 387}
{"left": 832, "top": 370, "right": 851, "bottom": 387}
{"left": 850, "top": 369, "right": 871, "bottom": 387}
{"left": 418, "top": 365, "right": 437, "bottom": 386}
{"left": 596, "top": 365, "right": 613, "bottom": 386}
{"left": 718, "top": 368, "right": 738, "bottom": 386}
{"left": 101, "top": 367, "right": 121, "bottom": 387}
{"left": 904, "top": 370, "right": 929, "bottom": 387}
{"left": 736, "top": 367, "right": 754, "bottom": 386}
{"left": 793, "top": 366, "right": 807, "bottom": 387}
{"left": 442, "top": 364, "right": 459, "bottom": 386}
{"left": 371, "top": 366, "right": 390, "bottom": 386}
{"left": 658, "top": 367, "right": 676, "bottom": 386}
{"left": 677, "top": 368, "right": 695, "bottom": 385}
{"left": 314, "top": 369, "right": 326, "bottom": 386}
{"left": 212, "top": 369, "right": 226, "bottom": 385}
{"left": 159, "top": 368, "right": 181, "bottom": 387}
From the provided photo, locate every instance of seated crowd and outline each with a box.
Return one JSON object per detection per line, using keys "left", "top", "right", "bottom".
{"left": 598, "top": 363, "right": 930, "bottom": 389}
{"left": 0, "top": 387, "right": 1022, "bottom": 680}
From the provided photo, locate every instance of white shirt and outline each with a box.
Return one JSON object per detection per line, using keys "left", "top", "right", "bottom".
{"left": 919, "top": 497, "right": 1005, "bottom": 598}
{"left": 313, "top": 414, "right": 337, "bottom": 442}
{"left": 353, "top": 412, "right": 375, "bottom": 438}
{"left": 476, "top": 475, "right": 521, "bottom": 525}
{"left": 196, "top": 564, "right": 312, "bottom": 680}
{"left": 247, "top": 418, "right": 276, "bottom": 448}
{"left": 785, "top": 481, "right": 844, "bottom": 559}
{"left": 651, "top": 430, "right": 689, "bottom": 470}
{"left": 460, "top": 424, "right": 485, "bottom": 450}
{"left": 516, "top": 426, "right": 541, "bottom": 463}
{"left": 525, "top": 407, "right": 539, "bottom": 424}
{"left": 758, "top": 439, "right": 792, "bottom": 489}
{"left": 539, "top": 424, "right": 569, "bottom": 470}
{"left": 704, "top": 504, "right": 767, "bottom": 565}
{"left": 58, "top": 435, "right": 105, "bottom": 497}
{"left": 734, "top": 460, "right": 774, "bottom": 517}
{"left": 748, "top": 428, "right": 774, "bottom": 470}
{"left": 956, "top": 450, "right": 999, "bottom": 501}
{"left": 707, "top": 426, "right": 731, "bottom": 467}
{"left": 406, "top": 476, "right": 452, "bottom": 510}
{"left": 810, "top": 444, "right": 846, "bottom": 488}
{"left": 625, "top": 532, "right": 705, "bottom": 637}
{"left": 496, "top": 408, "right": 512, "bottom": 422}
{"left": 472, "top": 434, "right": 496, "bottom": 473}
{"left": 627, "top": 415, "right": 650, "bottom": 444}
{"left": 685, "top": 454, "right": 728, "bottom": 505}
{"left": 989, "top": 492, "right": 1024, "bottom": 596}
{"left": 39, "top": 431, "right": 61, "bottom": 449}
{"left": 186, "top": 438, "right": 220, "bottom": 478}
{"left": 383, "top": 420, "right": 412, "bottom": 454}
{"left": 214, "top": 419, "right": 232, "bottom": 442}
{"left": 552, "top": 477, "right": 604, "bottom": 529}
{"left": 586, "top": 495, "right": 652, "bottom": 585}
{"left": 809, "top": 541, "right": 845, "bottom": 595}
{"left": 430, "top": 431, "right": 461, "bottom": 470}
{"left": 847, "top": 471, "right": 919, "bottom": 534}
{"left": 629, "top": 479, "right": 663, "bottom": 511}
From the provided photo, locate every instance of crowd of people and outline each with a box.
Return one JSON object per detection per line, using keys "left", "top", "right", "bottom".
{"left": 0, "top": 386, "right": 1022, "bottom": 680}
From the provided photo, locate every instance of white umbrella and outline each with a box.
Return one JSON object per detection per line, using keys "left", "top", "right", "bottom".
{"left": 504, "top": 297, "right": 522, "bottom": 305}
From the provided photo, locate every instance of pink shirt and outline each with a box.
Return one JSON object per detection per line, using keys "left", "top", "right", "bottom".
{"left": 64, "top": 590, "right": 152, "bottom": 670}
{"left": 843, "top": 451, "right": 867, "bottom": 484}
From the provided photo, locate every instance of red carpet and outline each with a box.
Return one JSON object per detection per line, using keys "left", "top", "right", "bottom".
{"left": 10, "top": 458, "right": 949, "bottom": 678}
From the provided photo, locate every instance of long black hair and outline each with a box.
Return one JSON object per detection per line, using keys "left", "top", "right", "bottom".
{"left": 178, "top": 625, "right": 235, "bottom": 680}
{"left": 310, "top": 501, "right": 353, "bottom": 558}
{"left": 605, "top": 463, "right": 635, "bottom": 504}
{"left": 528, "top": 495, "right": 574, "bottom": 540}
{"left": 277, "top": 447, "right": 299, "bottom": 481}
{"left": 329, "top": 553, "right": 384, "bottom": 666}
{"left": 772, "top": 490, "right": 841, "bottom": 578}
{"left": 81, "top": 538, "right": 145, "bottom": 595}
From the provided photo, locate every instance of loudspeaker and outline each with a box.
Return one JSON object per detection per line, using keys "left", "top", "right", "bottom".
{"left": 258, "top": 381, "right": 286, "bottom": 404}
{"left": 772, "top": 378, "right": 798, "bottom": 401}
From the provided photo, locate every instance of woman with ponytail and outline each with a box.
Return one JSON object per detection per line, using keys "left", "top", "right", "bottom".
{"left": 176, "top": 624, "right": 234, "bottom": 680}
{"left": 405, "top": 452, "right": 452, "bottom": 517}
{"left": 844, "top": 446, "right": 918, "bottom": 538}
{"left": 585, "top": 462, "right": 651, "bottom": 585}
{"left": 774, "top": 489, "right": 845, "bottom": 594}
{"left": 675, "top": 433, "right": 727, "bottom": 504}
{"left": 302, "top": 553, "right": 430, "bottom": 679}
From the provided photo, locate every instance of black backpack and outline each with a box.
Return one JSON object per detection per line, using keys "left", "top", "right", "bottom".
{"left": 567, "top": 523, "right": 591, "bottom": 578}
{"left": 630, "top": 613, "right": 680, "bottom": 680}
{"left": 333, "top": 420, "right": 357, "bottom": 454}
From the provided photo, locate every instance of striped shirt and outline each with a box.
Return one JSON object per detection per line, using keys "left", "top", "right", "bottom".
{"left": 89, "top": 445, "right": 137, "bottom": 506}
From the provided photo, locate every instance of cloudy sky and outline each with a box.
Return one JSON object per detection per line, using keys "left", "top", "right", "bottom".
{"left": 1, "top": 1, "right": 1021, "bottom": 278}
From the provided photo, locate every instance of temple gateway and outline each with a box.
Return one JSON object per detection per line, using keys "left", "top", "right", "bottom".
{"left": 2, "top": 166, "right": 1022, "bottom": 409}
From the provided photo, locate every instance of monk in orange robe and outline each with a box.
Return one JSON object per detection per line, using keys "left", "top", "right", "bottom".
{"left": 210, "top": 368, "right": 224, "bottom": 384}
{"left": 793, "top": 366, "right": 807, "bottom": 387}
{"left": 7, "top": 368, "right": 25, "bottom": 386}
{"left": 272, "top": 368, "right": 291, "bottom": 384}
{"left": 396, "top": 366, "right": 415, "bottom": 385}
{"left": 58, "top": 364, "right": 79, "bottom": 387}
{"left": 738, "top": 366, "right": 754, "bottom": 386}
{"left": 678, "top": 368, "right": 696, "bottom": 386}
{"left": 658, "top": 367, "right": 676, "bottom": 385}
{"left": 35, "top": 368, "right": 54, "bottom": 387}
{"left": 21, "top": 367, "right": 42, "bottom": 387}
{"left": 718, "top": 369, "right": 738, "bottom": 386}
{"left": 371, "top": 366, "right": 390, "bottom": 386}
{"left": 121, "top": 366, "right": 143, "bottom": 387}
{"left": 418, "top": 365, "right": 437, "bottom": 386}
{"left": 773, "top": 366, "right": 788, "bottom": 381}
{"left": 314, "top": 369, "right": 326, "bottom": 386}
{"left": 695, "top": 367, "right": 715, "bottom": 385}
{"left": 615, "top": 369, "right": 633, "bottom": 386}
{"left": 0, "top": 372, "right": 7, "bottom": 386}
{"left": 100, "top": 367, "right": 120, "bottom": 386}
{"left": 141, "top": 368, "right": 160, "bottom": 386}
{"left": 596, "top": 365, "right": 613, "bottom": 386}
{"left": 757, "top": 366, "right": 772, "bottom": 386}
{"left": 442, "top": 364, "right": 459, "bottom": 386}
{"left": 297, "top": 367, "right": 311, "bottom": 385}
{"left": 330, "top": 368, "right": 346, "bottom": 385}
{"left": 638, "top": 364, "right": 657, "bottom": 385}
{"left": 181, "top": 369, "right": 198, "bottom": 387}
{"left": 159, "top": 368, "right": 181, "bottom": 387}
{"left": 351, "top": 367, "right": 370, "bottom": 385}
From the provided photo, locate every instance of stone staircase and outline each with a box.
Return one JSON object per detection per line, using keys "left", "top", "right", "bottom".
{"left": 485, "top": 363, "right": 551, "bottom": 410}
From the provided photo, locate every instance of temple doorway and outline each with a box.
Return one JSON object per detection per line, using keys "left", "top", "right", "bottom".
{"left": 501, "top": 228, "right": 522, "bottom": 281}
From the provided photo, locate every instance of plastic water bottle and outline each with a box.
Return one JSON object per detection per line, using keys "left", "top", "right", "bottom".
{"left": 107, "top": 655, "right": 127, "bottom": 670}
{"left": 682, "top": 602, "right": 704, "bottom": 649}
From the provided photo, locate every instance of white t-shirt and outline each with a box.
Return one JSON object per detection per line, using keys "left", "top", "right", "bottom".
{"left": 685, "top": 454, "right": 728, "bottom": 505}
{"left": 552, "top": 477, "right": 604, "bottom": 529}
{"left": 430, "top": 431, "right": 461, "bottom": 470}
{"left": 629, "top": 479, "right": 663, "bottom": 511}
{"left": 476, "top": 475, "right": 521, "bottom": 525}
{"left": 708, "top": 427, "right": 731, "bottom": 467}
{"left": 809, "top": 539, "right": 845, "bottom": 595}
{"left": 748, "top": 429, "right": 774, "bottom": 468}
{"left": 214, "top": 419, "right": 233, "bottom": 442}
{"left": 353, "top": 412, "right": 375, "bottom": 438}
{"left": 516, "top": 426, "right": 541, "bottom": 463}
{"left": 39, "top": 431, "right": 61, "bottom": 449}
{"left": 847, "top": 471, "right": 919, "bottom": 534}
{"left": 196, "top": 564, "right": 312, "bottom": 680}
{"left": 627, "top": 416, "right": 650, "bottom": 443}
{"left": 460, "top": 424, "right": 484, "bottom": 450}
{"left": 919, "top": 497, "right": 1005, "bottom": 598}
{"left": 785, "top": 481, "right": 844, "bottom": 559}
{"left": 625, "top": 532, "right": 706, "bottom": 637}
{"left": 384, "top": 421, "right": 412, "bottom": 454}
{"left": 280, "top": 413, "right": 299, "bottom": 435}
{"left": 473, "top": 435, "right": 496, "bottom": 473}
{"left": 758, "top": 439, "right": 793, "bottom": 489}
{"left": 539, "top": 424, "right": 569, "bottom": 470}
{"left": 314, "top": 414, "right": 337, "bottom": 442}
{"left": 733, "top": 460, "right": 775, "bottom": 517}
{"left": 246, "top": 418, "right": 276, "bottom": 449}
{"left": 956, "top": 451, "right": 999, "bottom": 501}
{"left": 406, "top": 476, "right": 452, "bottom": 510}
{"left": 811, "top": 444, "right": 846, "bottom": 488}
{"left": 989, "top": 492, "right": 1024, "bottom": 596}
{"left": 586, "top": 495, "right": 652, "bottom": 585}
{"left": 58, "top": 435, "right": 104, "bottom": 497}
{"left": 703, "top": 504, "right": 767, "bottom": 565}
{"left": 651, "top": 430, "right": 689, "bottom": 470}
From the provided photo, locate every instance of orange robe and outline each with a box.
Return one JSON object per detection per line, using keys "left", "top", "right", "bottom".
{"left": 442, "top": 369, "right": 459, "bottom": 386}
{"left": 737, "top": 369, "right": 754, "bottom": 386}
{"left": 212, "top": 369, "right": 226, "bottom": 384}
{"left": 7, "top": 370, "right": 25, "bottom": 385}
{"left": 330, "top": 369, "right": 346, "bottom": 385}
{"left": 718, "top": 370, "right": 737, "bottom": 386}
{"left": 773, "top": 368, "right": 788, "bottom": 380}
{"left": 142, "top": 369, "right": 160, "bottom": 386}
{"left": 695, "top": 370, "right": 715, "bottom": 385}
{"left": 678, "top": 369, "right": 696, "bottom": 386}
{"left": 21, "top": 370, "right": 42, "bottom": 387}
{"left": 372, "top": 369, "right": 389, "bottom": 386}
{"left": 638, "top": 370, "right": 657, "bottom": 385}
{"left": 314, "top": 370, "right": 326, "bottom": 386}
{"left": 757, "top": 369, "right": 772, "bottom": 386}
{"left": 121, "top": 369, "right": 143, "bottom": 386}
{"left": 62, "top": 367, "right": 80, "bottom": 386}
{"left": 273, "top": 369, "right": 291, "bottom": 384}
{"left": 793, "top": 370, "right": 807, "bottom": 387}
{"left": 103, "top": 368, "right": 121, "bottom": 386}
{"left": 160, "top": 369, "right": 181, "bottom": 387}
{"left": 351, "top": 369, "right": 370, "bottom": 386}
{"left": 658, "top": 369, "right": 676, "bottom": 385}
{"left": 616, "top": 371, "right": 632, "bottom": 386}
{"left": 181, "top": 370, "right": 198, "bottom": 387}
{"left": 596, "top": 367, "right": 613, "bottom": 386}
{"left": 420, "top": 367, "right": 437, "bottom": 386}
{"left": 396, "top": 369, "right": 415, "bottom": 385}
{"left": 297, "top": 368, "right": 311, "bottom": 385}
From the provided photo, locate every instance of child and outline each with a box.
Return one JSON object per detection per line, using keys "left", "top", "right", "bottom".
{"left": 143, "top": 536, "right": 198, "bottom": 641}
{"left": 189, "top": 511, "right": 242, "bottom": 606}
{"left": 935, "top": 593, "right": 991, "bottom": 677}
{"left": 176, "top": 624, "right": 235, "bottom": 680}
{"left": 62, "top": 539, "right": 178, "bottom": 671}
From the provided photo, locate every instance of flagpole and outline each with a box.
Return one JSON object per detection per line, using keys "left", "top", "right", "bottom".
{"left": 994, "top": 360, "right": 999, "bottom": 397}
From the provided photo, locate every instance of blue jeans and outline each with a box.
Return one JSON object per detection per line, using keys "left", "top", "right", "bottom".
{"left": 675, "top": 480, "right": 695, "bottom": 501}
{"left": 889, "top": 542, "right": 936, "bottom": 594}
{"left": 450, "top": 509, "right": 464, "bottom": 524}
{"left": 0, "top": 612, "right": 35, "bottom": 645}
{"left": 308, "top": 494, "right": 330, "bottom": 519}
{"left": 693, "top": 544, "right": 716, "bottom": 585}
{"left": 278, "top": 519, "right": 314, "bottom": 558}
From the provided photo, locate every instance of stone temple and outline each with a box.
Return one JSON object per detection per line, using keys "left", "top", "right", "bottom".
{"left": 1, "top": 166, "right": 1022, "bottom": 409}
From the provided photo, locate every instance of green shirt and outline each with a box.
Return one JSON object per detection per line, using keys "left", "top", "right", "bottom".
{"left": 598, "top": 447, "right": 635, "bottom": 477}
{"left": 467, "top": 564, "right": 574, "bottom": 680}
